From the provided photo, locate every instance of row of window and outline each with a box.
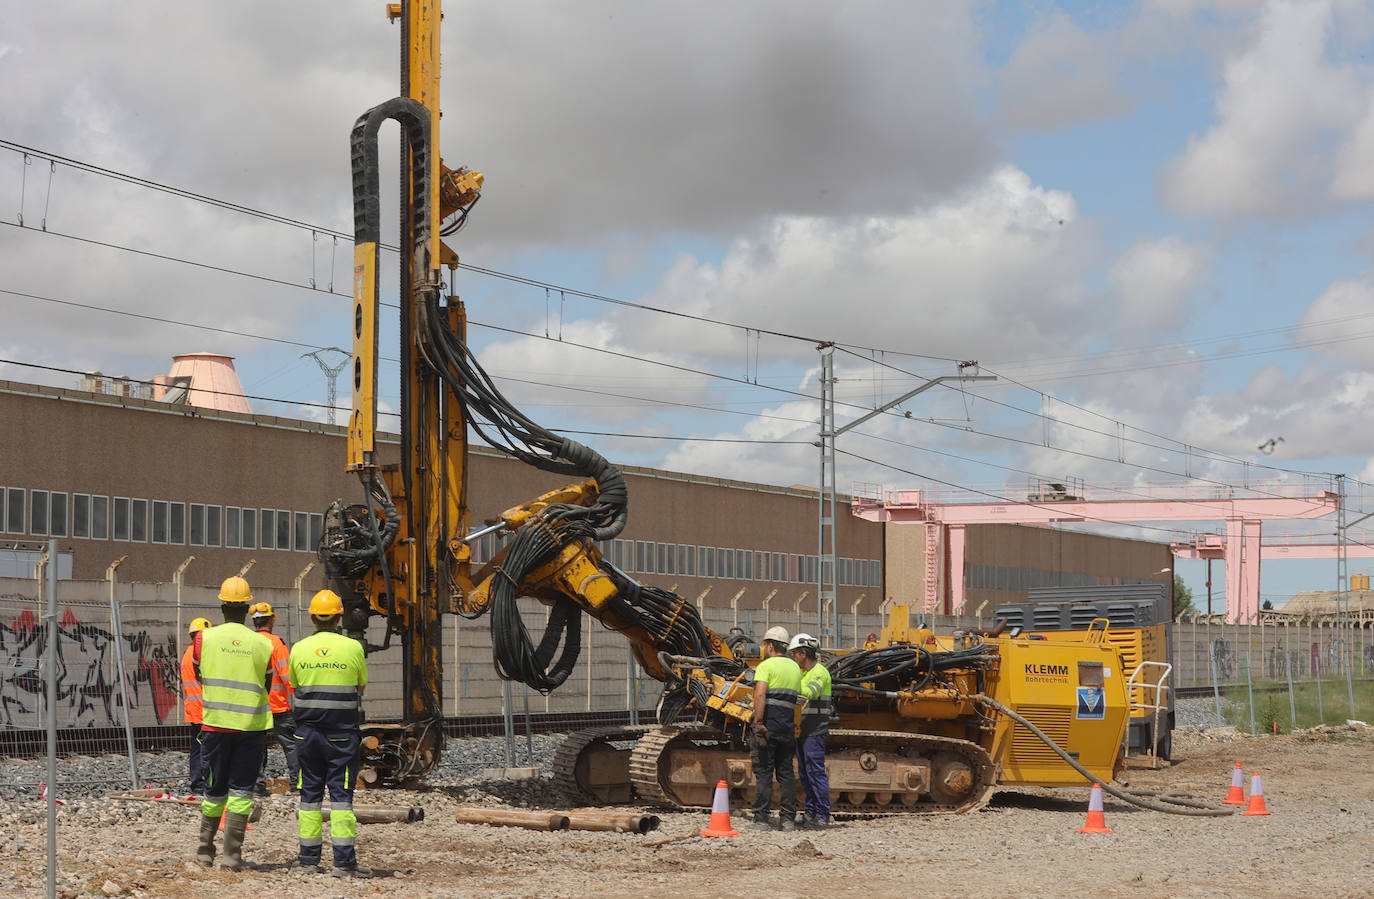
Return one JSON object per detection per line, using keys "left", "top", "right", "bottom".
{"left": 965, "top": 564, "right": 1151, "bottom": 592}
{"left": 471, "top": 533, "right": 882, "bottom": 587}
{"left": 1, "top": 486, "right": 323, "bottom": 552}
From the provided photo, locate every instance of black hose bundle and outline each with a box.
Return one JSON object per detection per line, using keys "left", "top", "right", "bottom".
{"left": 830, "top": 642, "right": 998, "bottom": 693}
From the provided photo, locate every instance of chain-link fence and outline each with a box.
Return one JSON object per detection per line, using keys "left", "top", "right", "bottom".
{"left": 1171, "top": 617, "right": 1373, "bottom": 732}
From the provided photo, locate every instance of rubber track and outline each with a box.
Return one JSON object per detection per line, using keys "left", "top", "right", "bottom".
{"left": 551, "top": 725, "right": 654, "bottom": 805}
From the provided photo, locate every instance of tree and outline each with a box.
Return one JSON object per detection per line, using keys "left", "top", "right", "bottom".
{"left": 1262, "top": 599, "right": 1273, "bottom": 611}
{"left": 1173, "top": 575, "right": 1194, "bottom": 618}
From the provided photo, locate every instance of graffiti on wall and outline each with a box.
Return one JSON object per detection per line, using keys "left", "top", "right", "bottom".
{"left": 0, "top": 603, "right": 181, "bottom": 729}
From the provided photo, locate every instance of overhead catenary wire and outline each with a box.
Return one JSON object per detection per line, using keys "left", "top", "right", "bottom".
{"left": 0, "top": 137, "right": 1355, "bottom": 502}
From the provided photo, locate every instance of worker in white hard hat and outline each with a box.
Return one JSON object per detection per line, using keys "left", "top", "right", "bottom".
{"left": 789, "top": 633, "right": 833, "bottom": 828}
{"left": 748, "top": 625, "right": 802, "bottom": 830}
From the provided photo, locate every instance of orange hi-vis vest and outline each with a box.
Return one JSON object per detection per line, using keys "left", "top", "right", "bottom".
{"left": 181, "top": 644, "right": 203, "bottom": 725}
{"left": 261, "top": 630, "right": 294, "bottom": 714}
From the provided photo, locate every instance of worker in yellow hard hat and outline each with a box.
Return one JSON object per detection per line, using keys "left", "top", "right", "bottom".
{"left": 182, "top": 617, "right": 212, "bottom": 795}
{"left": 289, "top": 588, "right": 371, "bottom": 877}
{"left": 748, "top": 625, "right": 802, "bottom": 831}
{"left": 190, "top": 577, "right": 273, "bottom": 871}
{"left": 249, "top": 601, "right": 298, "bottom": 796}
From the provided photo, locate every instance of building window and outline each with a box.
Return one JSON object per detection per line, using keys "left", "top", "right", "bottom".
{"left": 871, "top": 560, "right": 882, "bottom": 587}
{"left": 261, "top": 510, "right": 276, "bottom": 550}
{"left": 73, "top": 494, "right": 90, "bottom": 538}
{"left": 189, "top": 504, "right": 205, "bottom": 546}
{"left": 241, "top": 508, "right": 256, "bottom": 550}
{"left": 294, "top": 512, "right": 309, "bottom": 551}
{"left": 152, "top": 501, "right": 169, "bottom": 544}
{"left": 612, "top": 539, "right": 625, "bottom": 570}
{"left": 805, "top": 555, "right": 817, "bottom": 584}
{"left": 91, "top": 495, "right": 109, "bottom": 540}
{"left": 721, "top": 548, "right": 734, "bottom": 579}
{"left": 206, "top": 504, "right": 222, "bottom": 547}
{"left": 659, "top": 542, "right": 672, "bottom": 576}
{"left": 276, "top": 510, "right": 290, "bottom": 550}
{"left": 49, "top": 492, "right": 67, "bottom": 538}
{"left": 635, "top": 541, "right": 647, "bottom": 573}
{"left": 697, "top": 546, "right": 712, "bottom": 578}
{"left": 130, "top": 499, "right": 148, "bottom": 542}
{"left": 225, "top": 506, "right": 240, "bottom": 548}
{"left": 680, "top": 544, "right": 694, "bottom": 577}
{"left": 113, "top": 497, "right": 130, "bottom": 541}
{"left": 5, "top": 487, "right": 23, "bottom": 533}
{"left": 309, "top": 513, "right": 323, "bottom": 550}
{"left": 169, "top": 502, "right": 185, "bottom": 544}
{"left": 30, "top": 490, "right": 49, "bottom": 536}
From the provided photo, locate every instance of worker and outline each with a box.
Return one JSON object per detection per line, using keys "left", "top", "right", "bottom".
{"left": 289, "top": 589, "right": 370, "bottom": 878}
{"left": 789, "top": 632, "right": 833, "bottom": 828}
{"left": 748, "top": 625, "right": 802, "bottom": 830}
{"left": 181, "top": 617, "right": 211, "bottom": 796}
{"left": 193, "top": 576, "right": 274, "bottom": 872}
{"left": 249, "top": 601, "right": 298, "bottom": 795}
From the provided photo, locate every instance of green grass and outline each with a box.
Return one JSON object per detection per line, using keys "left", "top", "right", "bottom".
{"left": 1214, "top": 678, "right": 1374, "bottom": 733}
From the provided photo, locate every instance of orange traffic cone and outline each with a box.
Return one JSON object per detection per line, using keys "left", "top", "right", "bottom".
{"left": 1222, "top": 762, "right": 1246, "bottom": 805}
{"left": 1076, "top": 783, "right": 1114, "bottom": 834}
{"left": 1242, "top": 772, "right": 1271, "bottom": 816}
{"left": 699, "top": 780, "right": 740, "bottom": 837}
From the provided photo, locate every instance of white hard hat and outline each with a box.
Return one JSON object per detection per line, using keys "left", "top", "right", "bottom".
{"left": 762, "top": 625, "right": 790, "bottom": 646}
{"left": 788, "top": 633, "right": 819, "bottom": 653}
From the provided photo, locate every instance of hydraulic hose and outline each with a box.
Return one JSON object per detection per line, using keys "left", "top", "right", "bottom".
{"left": 975, "top": 693, "right": 1234, "bottom": 817}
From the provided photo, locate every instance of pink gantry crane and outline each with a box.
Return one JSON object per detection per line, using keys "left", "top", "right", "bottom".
{"left": 852, "top": 482, "right": 1339, "bottom": 624}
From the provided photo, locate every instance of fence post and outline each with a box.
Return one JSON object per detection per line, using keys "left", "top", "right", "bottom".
{"left": 1208, "top": 640, "right": 1224, "bottom": 726}
{"left": 1284, "top": 618, "right": 1296, "bottom": 729}
{"left": 292, "top": 561, "right": 316, "bottom": 647}
{"left": 1315, "top": 619, "right": 1325, "bottom": 724}
{"left": 106, "top": 556, "right": 138, "bottom": 788}
{"left": 172, "top": 556, "right": 196, "bottom": 724}
{"left": 44, "top": 539, "right": 58, "bottom": 899}
{"left": 849, "top": 593, "right": 866, "bottom": 647}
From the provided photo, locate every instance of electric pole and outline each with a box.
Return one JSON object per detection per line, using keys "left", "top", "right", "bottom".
{"left": 302, "top": 347, "right": 350, "bottom": 426}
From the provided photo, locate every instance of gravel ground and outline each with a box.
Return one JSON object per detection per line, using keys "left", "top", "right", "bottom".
{"left": 2, "top": 716, "right": 1371, "bottom": 897}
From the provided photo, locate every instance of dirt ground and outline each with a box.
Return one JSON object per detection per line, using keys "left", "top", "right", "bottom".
{"left": 6, "top": 725, "right": 1373, "bottom": 898}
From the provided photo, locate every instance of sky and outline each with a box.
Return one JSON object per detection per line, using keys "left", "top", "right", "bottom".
{"left": 2, "top": 0, "right": 1374, "bottom": 612}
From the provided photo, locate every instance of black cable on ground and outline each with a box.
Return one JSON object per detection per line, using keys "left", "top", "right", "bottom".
{"left": 976, "top": 693, "right": 1234, "bottom": 817}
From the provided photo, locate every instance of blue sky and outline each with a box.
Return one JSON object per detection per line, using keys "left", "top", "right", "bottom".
{"left": 3, "top": 1, "right": 1374, "bottom": 612}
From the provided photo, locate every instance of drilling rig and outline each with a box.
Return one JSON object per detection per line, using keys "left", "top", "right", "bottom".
{"left": 319, "top": 1, "right": 1134, "bottom": 813}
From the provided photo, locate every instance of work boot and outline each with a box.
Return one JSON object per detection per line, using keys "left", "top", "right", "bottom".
{"left": 745, "top": 815, "right": 773, "bottom": 830}
{"left": 333, "top": 863, "right": 374, "bottom": 879}
{"left": 778, "top": 816, "right": 798, "bottom": 831}
{"left": 194, "top": 813, "right": 218, "bottom": 867}
{"left": 219, "top": 811, "right": 251, "bottom": 872}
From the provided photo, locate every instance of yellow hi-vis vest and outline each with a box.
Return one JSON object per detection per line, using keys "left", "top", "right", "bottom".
{"left": 289, "top": 630, "right": 368, "bottom": 730}
{"left": 199, "top": 622, "right": 273, "bottom": 731}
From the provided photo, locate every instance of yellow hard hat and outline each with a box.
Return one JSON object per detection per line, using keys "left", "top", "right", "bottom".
{"left": 309, "top": 589, "right": 344, "bottom": 616}
{"left": 218, "top": 576, "right": 253, "bottom": 604}
{"left": 248, "top": 601, "right": 275, "bottom": 619}
{"left": 187, "top": 617, "right": 211, "bottom": 635}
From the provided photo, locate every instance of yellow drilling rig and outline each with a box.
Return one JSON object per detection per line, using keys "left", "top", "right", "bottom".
{"left": 319, "top": 0, "right": 1133, "bottom": 815}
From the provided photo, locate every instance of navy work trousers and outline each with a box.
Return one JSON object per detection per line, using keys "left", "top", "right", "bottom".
{"left": 201, "top": 729, "right": 268, "bottom": 806}
{"left": 295, "top": 725, "right": 361, "bottom": 868}
{"left": 255, "top": 710, "right": 299, "bottom": 794}
{"left": 749, "top": 728, "right": 797, "bottom": 822}
{"left": 796, "top": 731, "right": 830, "bottom": 821}
{"left": 187, "top": 725, "right": 207, "bottom": 794}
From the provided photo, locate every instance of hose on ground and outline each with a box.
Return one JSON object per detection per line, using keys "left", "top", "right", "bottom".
{"left": 975, "top": 693, "right": 1235, "bottom": 817}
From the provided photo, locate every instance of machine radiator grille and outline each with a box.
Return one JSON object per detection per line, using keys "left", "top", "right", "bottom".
{"left": 1010, "top": 706, "right": 1072, "bottom": 766}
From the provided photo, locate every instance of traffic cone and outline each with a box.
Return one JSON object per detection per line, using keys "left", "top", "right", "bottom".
{"left": 1222, "top": 762, "right": 1246, "bottom": 805}
{"left": 1075, "top": 783, "right": 1114, "bottom": 834}
{"left": 699, "top": 780, "right": 740, "bottom": 837}
{"left": 1242, "top": 772, "right": 1271, "bottom": 816}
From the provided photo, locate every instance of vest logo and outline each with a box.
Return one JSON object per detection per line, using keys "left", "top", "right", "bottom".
{"left": 315, "top": 647, "right": 331, "bottom": 658}
{"left": 231, "top": 640, "right": 242, "bottom": 647}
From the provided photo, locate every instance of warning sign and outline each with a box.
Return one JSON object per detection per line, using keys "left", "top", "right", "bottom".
{"left": 1076, "top": 686, "right": 1105, "bottom": 720}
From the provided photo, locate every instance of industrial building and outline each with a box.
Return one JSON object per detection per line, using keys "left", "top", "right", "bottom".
{"left": 0, "top": 360, "right": 1175, "bottom": 623}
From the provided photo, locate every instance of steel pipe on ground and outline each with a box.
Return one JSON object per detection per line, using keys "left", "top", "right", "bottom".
{"left": 324, "top": 805, "right": 425, "bottom": 824}
{"left": 564, "top": 812, "right": 661, "bottom": 833}
{"left": 455, "top": 808, "right": 570, "bottom": 831}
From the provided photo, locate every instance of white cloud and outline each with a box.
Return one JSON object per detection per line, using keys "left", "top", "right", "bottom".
{"left": 996, "top": 14, "right": 1135, "bottom": 131}
{"left": 1107, "top": 236, "right": 1208, "bottom": 333}
{"left": 1160, "top": 0, "right": 1365, "bottom": 218}
{"left": 1297, "top": 274, "right": 1374, "bottom": 368}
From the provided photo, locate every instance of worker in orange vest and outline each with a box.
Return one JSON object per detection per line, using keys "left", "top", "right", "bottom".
{"left": 181, "top": 617, "right": 211, "bottom": 795}
{"left": 250, "top": 601, "right": 298, "bottom": 794}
